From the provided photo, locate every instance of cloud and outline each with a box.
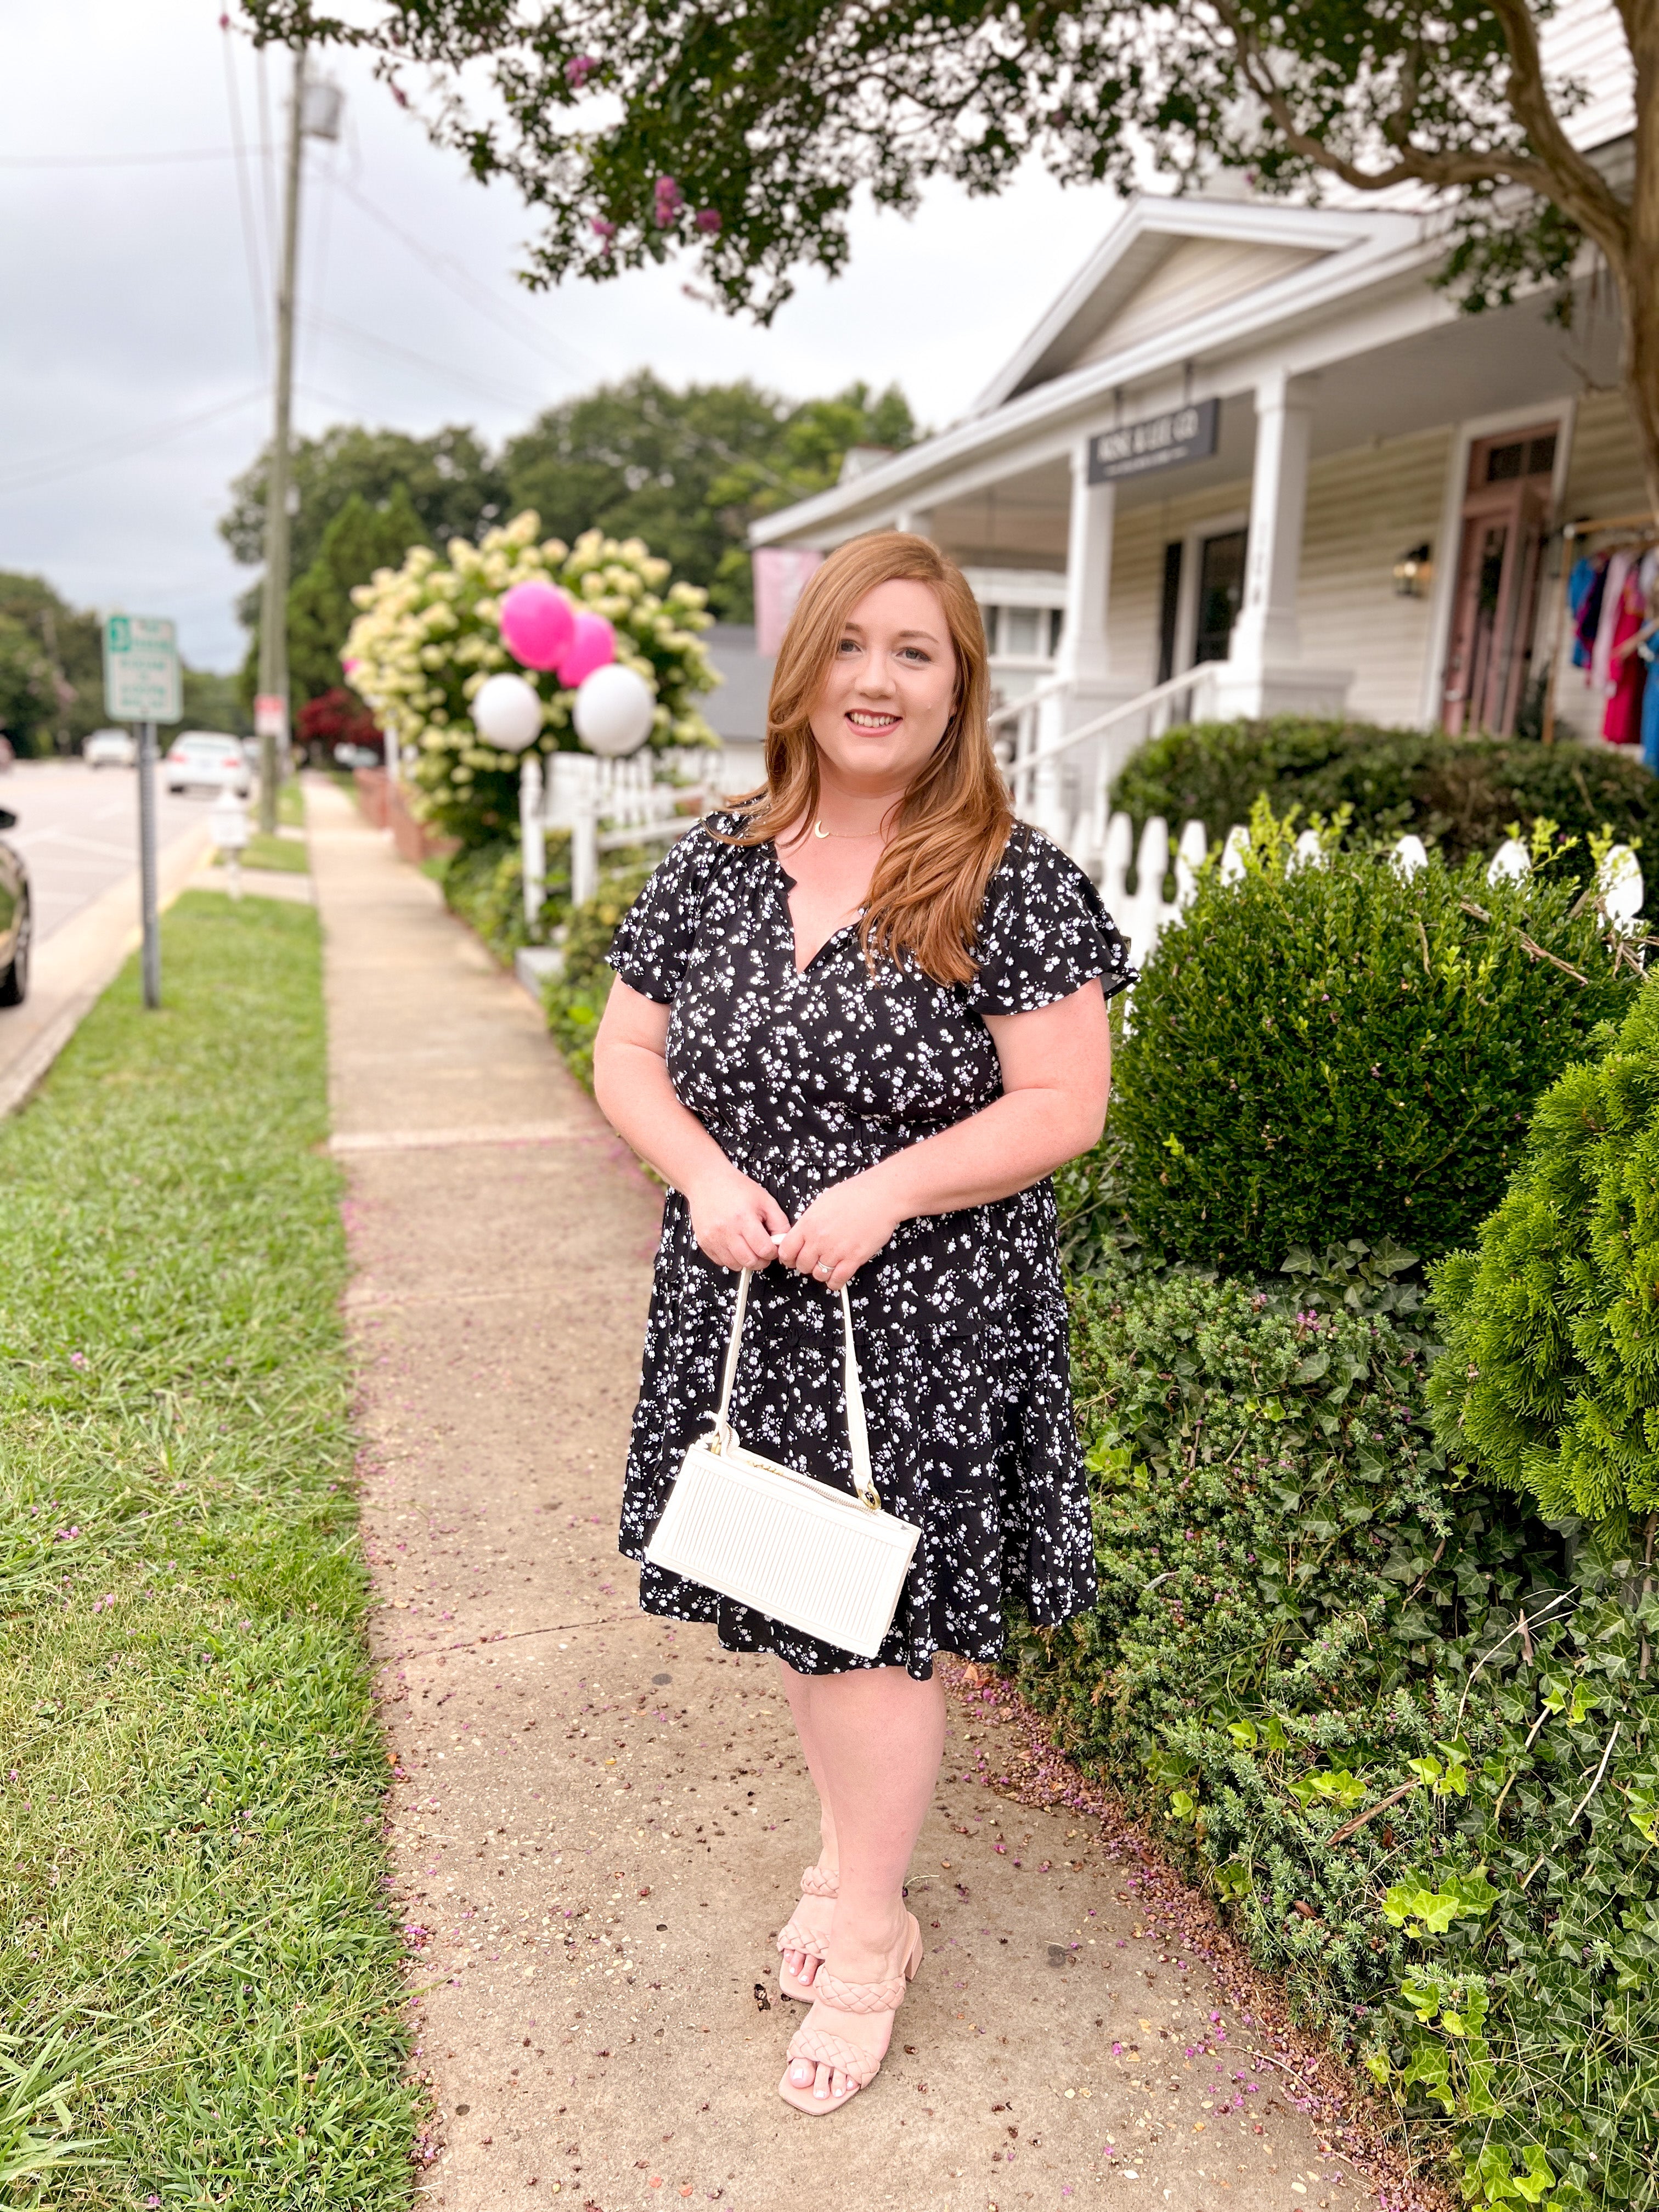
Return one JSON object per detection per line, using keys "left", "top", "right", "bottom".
{"left": 0, "top": 1, "right": 1121, "bottom": 670}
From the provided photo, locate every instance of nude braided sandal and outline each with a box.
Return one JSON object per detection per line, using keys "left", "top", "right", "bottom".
{"left": 777, "top": 1912, "right": 923, "bottom": 2116}
{"left": 775, "top": 1863, "right": 838, "bottom": 2001}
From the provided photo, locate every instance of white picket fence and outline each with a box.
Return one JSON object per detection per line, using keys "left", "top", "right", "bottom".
{"left": 518, "top": 749, "right": 1645, "bottom": 970}
{"left": 520, "top": 748, "right": 750, "bottom": 918}
{"left": 1099, "top": 818, "right": 1644, "bottom": 970}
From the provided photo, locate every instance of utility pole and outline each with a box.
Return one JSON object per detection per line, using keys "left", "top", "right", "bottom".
{"left": 256, "top": 44, "right": 307, "bottom": 835}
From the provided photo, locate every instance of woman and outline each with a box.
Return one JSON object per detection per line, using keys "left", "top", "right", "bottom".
{"left": 591, "top": 532, "right": 1132, "bottom": 2118}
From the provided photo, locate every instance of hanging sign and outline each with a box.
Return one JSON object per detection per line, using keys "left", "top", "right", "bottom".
{"left": 1087, "top": 398, "right": 1220, "bottom": 484}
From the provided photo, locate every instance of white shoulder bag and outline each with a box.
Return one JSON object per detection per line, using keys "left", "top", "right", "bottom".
{"left": 644, "top": 1268, "right": 921, "bottom": 1661}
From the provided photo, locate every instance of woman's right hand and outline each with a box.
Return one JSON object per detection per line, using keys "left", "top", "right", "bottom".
{"left": 685, "top": 1163, "right": 792, "bottom": 1272}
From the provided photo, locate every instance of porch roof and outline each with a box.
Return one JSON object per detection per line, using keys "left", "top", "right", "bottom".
{"left": 749, "top": 191, "right": 1595, "bottom": 550}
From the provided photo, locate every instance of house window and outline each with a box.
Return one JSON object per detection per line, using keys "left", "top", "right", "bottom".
{"left": 1194, "top": 529, "right": 1248, "bottom": 664}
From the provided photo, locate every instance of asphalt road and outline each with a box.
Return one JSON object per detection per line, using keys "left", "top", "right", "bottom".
{"left": 0, "top": 759, "right": 210, "bottom": 944}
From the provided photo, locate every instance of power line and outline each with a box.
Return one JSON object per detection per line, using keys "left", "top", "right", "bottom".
{"left": 301, "top": 309, "right": 551, "bottom": 414}
{"left": 0, "top": 146, "right": 267, "bottom": 169}
{"left": 0, "top": 388, "right": 267, "bottom": 501}
{"left": 222, "top": 20, "right": 270, "bottom": 368}
{"left": 334, "top": 176, "right": 599, "bottom": 388}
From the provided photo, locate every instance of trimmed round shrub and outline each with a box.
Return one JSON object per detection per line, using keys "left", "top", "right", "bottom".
{"left": 1110, "top": 715, "right": 1659, "bottom": 882}
{"left": 1111, "top": 804, "right": 1639, "bottom": 1271}
{"left": 1430, "top": 980, "right": 1659, "bottom": 1544}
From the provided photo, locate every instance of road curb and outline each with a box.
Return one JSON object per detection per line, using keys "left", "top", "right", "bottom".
{"left": 0, "top": 816, "right": 215, "bottom": 1120}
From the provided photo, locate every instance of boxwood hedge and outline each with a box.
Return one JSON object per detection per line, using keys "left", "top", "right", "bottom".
{"left": 1109, "top": 719, "right": 1659, "bottom": 883}
{"left": 1110, "top": 806, "right": 1638, "bottom": 1272}
{"left": 1011, "top": 1242, "right": 1658, "bottom": 2208}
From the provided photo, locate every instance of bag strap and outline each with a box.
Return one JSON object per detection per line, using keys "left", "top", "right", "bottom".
{"left": 713, "top": 1269, "right": 879, "bottom": 1513}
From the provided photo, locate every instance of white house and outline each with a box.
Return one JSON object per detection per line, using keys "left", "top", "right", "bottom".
{"left": 749, "top": 3, "right": 1649, "bottom": 834}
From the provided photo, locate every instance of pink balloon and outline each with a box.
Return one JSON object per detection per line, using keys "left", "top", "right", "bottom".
{"left": 499, "top": 580, "right": 575, "bottom": 672}
{"left": 557, "top": 610, "right": 617, "bottom": 687}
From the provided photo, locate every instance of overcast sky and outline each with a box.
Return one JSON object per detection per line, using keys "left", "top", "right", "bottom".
{"left": 0, "top": 2, "right": 1123, "bottom": 672}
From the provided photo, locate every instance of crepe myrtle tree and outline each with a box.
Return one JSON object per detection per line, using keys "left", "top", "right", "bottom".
{"left": 240, "top": 2, "right": 1659, "bottom": 503}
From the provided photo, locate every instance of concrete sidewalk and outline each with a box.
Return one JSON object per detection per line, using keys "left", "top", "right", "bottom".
{"left": 307, "top": 776, "right": 1341, "bottom": 2212}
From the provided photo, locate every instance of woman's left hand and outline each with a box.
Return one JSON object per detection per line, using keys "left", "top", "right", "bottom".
{"left": 776, "top": 1170, "right": 900, "bottom": 1293}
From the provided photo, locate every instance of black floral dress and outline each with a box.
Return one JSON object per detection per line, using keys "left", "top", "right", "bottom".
{"left": 608, "top": 815, "right": 1136, "bottom": 1680}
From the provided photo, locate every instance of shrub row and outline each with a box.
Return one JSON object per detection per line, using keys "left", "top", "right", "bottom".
{"left": 1013, "top": 1240, "right": 1658, "bottom": 2208}
{"left": 1109, "top": 719, "right": 1659, "bottom": 882}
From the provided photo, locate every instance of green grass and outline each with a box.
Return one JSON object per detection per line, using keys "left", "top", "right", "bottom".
{"left": 0, "top": 893, "right": 420, "bottom": 2209}
{"left": 211, "top": 832, "right": 309, "bottom": 875}
{"left": 275, "top": 781, "right": 305, "bottom": 830}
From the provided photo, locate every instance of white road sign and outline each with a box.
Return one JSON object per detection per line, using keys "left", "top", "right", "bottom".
{"left": 103, "top": 614, "right": 182, "bottom": 724}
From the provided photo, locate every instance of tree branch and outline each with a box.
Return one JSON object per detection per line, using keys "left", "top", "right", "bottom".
{"left": 1486, "top": 0, "right": 1632, "bottom": 261}
{"left": 1209, "top": 0, "right": 1555, "bottom": 199}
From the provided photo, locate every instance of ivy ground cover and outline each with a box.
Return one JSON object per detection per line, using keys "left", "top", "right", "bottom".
{"left": 0, "top": 895, "right": 417, "bottom": 2207}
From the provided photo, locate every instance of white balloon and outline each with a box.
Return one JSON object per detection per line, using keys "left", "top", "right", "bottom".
{"left": 573, "top": 662, "right": 657, "bottom": 756}
{"left": 472, "top": 672, "right": 543, "bottom": 752}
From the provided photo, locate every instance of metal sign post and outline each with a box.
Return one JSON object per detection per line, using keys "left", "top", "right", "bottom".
{"left": 137, "top": 724, "right": 160, "bottom": 1006}
{"left": 103, "top": 616, "right": 182, "bottom": 1010}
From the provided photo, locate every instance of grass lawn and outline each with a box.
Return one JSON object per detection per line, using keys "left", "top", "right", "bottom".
{"left": 275, "top": 781, "right": 305, "bottom": 830}
{"left": 0, "top": 893, "right": 419, "bottom": 2208}
{"left": 211, "top": 832, "right": 309, "bottom": 875}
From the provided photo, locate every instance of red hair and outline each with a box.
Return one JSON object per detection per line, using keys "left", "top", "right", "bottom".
{"left": 720, "top": 532, "right": 1012, "bottom": 988}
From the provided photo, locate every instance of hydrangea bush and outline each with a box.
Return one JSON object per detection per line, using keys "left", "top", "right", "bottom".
{"left": 344, "top": 510, "right": 720, "bottom": 848}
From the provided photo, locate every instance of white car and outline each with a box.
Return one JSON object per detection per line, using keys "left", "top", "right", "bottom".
{"left": 84, "top": 727, "right": 137, "bottom": 768}
{"left": 164, "top": 731, "right": 252, "bottom": 797}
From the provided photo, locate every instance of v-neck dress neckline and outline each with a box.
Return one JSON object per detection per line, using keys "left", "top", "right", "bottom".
{"left": 770, "top": 838, "right": 866, "bottom": 977}
{"left": 606, "top": 811, "right": 1136, "bottom": 1679}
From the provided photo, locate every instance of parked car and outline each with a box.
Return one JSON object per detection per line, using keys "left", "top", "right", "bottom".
{"left": 0, "top": 805, "right": 30, "bottom": 1006}
{"left": 84, "top": 727, "right": 137, "bottom": 769}
{"left": 164, "top": 731, "right": 252, "bottom": 797}
{"left": 332, "top": 742, "right": 382, "bottom": 768}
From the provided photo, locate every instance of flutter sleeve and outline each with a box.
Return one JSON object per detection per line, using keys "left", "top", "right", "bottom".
{"left": 964, "top": 826, "right": 1137, "bottom": 1015}
{"left": 606, "top": 823, "right": 726, "bottom": 1004}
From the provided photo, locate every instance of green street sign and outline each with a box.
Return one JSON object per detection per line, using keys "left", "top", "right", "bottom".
{"left": 103, "top": 614, "right": 181, "bottom": 724}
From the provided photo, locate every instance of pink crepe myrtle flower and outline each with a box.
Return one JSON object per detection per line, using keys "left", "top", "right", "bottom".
{"left": 565, "top": 54, "right": 599, "bottom": 89}
{"left": 591, "top": 218, "right": 617, "bottom": 240}
{"left": 693, "top": 206, "right": 722, "bottom": 233}
{"left": 653, "top": 174, "right": 684, "bottom": 224}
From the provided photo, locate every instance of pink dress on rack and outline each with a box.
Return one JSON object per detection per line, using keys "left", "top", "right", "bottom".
{"left": 1602, "top": 561, "right": 1647, "bottom": 743}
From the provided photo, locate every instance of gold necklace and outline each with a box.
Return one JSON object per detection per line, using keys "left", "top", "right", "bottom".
{"left": 812, "top": 820, "right": 883, "bottom": 840}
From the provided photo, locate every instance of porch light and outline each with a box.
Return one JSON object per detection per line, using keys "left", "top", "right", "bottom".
{"left": 1393, "top": 544, "right": 1433, "bottom": 597}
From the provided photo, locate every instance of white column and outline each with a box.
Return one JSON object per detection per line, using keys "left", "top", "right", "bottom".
{"left": 1057, "top": 441, "right": 1115, "bottom": 690}
{"left": 1228, "top": 369, "right": 1315, "bottom": 673}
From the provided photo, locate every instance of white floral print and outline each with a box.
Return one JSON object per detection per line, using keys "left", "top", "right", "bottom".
{"left": 608, "top": 815, "right": 1136, "bottom": 1679}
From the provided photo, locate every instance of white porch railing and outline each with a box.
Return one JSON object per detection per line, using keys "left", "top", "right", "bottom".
{"left": 993, "top": 667, "right": 1223, "bottom": 873}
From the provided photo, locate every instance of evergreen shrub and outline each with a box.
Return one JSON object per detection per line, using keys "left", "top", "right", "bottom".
{"left": 1111, "top": 805, "right": 1638, "bottom": 1272}
{"left": 1430, "top": 982, "right": 1659, "bottom": 1547}
{"left": 1110, "top": 718, "right": 1659, "bottom": 883}
{"left": 1009, "top": 1243, "right": 1659, "bottom": 2207}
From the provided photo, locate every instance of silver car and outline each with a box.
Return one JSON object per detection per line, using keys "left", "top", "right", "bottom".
{"left": 0, "top": 804, "right": 30, "bottom": 1006}
{"left": 84, "top": 727, "right": 137, "bottom": 768}
{"left": 164, "top": 731, "right": 252, "bottom": 797}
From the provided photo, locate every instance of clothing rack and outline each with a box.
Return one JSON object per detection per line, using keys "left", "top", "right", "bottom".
{"left": 1541, "top": 510, "right": 1658, "bottom": 746}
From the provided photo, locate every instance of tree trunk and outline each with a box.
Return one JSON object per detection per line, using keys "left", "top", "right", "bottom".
{"left": 1616, "top": 0, "right": 1659, "bottom": 520}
